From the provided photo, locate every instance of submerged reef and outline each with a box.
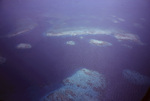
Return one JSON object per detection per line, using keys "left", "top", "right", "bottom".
{"left": 66, "top": 41, "right": 75, "bottom": 45}
{"left": 79, "top": 36, "right": 84, "bottom": 39}
{"left": 89, "top": 39, "right": 112, "bottom": 47}
{"left": 111, "top": 17, "right": 125, "bottom": 24}
{"left": 7, "top": 27, "right": 35, "bottom": 38}
{"left": 122, "top": 44, "right": 132, "bottom": 49}
{"left": 0, "top": 56, "right": 6, "bottom": 64}
{"left": 113, "top": 33, "right": 144, "bottom": 45}
{"left": 41, "top": 68, "right": 106, "bottom": 101}
{"left": 16, "top": 43, "right": 32, "bottom": 49}
{"left": 123, "top": 69, "right": 150, "bottom": 85}
{"left": 6, "top": 18, "right": 37, "bottom": 38}
{"left": 45, "top": 27, "right": 112, "bottom": 37}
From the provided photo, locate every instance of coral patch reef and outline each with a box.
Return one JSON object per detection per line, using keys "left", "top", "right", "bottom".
{"left": 16, "top": 43, "right": 32, "bottom": 49}
{"left": 66, "top": 41, "right": 75, "bottom": 45}
{"left": 89, "top": 39, "right": 112, "bottom": 47}
{"left": 41, "top": 68, "right": 106, "bottom": 101}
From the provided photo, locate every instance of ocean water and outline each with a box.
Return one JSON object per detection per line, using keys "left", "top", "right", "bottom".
{"left": 0, "top": 0, "right": 150, "bottom": 101}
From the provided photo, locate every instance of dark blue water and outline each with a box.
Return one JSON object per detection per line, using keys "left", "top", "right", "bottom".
{"left": 1, "top": 0, "right": 150, "bottom": 101}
